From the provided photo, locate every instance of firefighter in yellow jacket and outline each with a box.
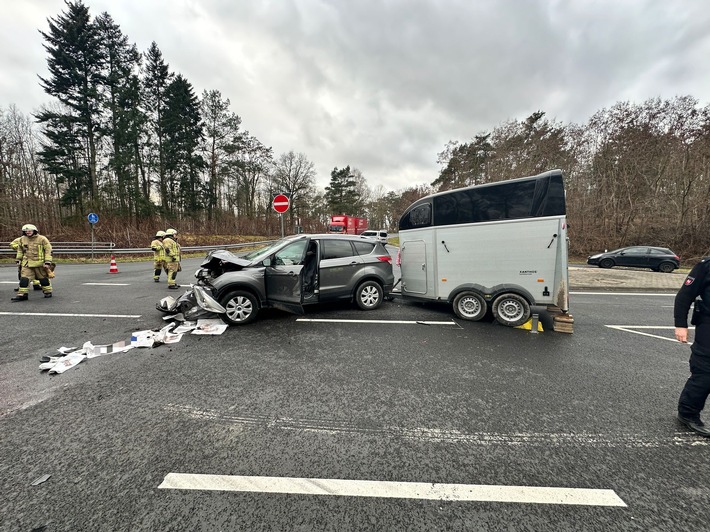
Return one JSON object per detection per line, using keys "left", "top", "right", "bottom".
{"left": 12, "top": 223, "right": 53, "bottom": 301}
{"left": 151, "top": 230, "right": 167, "bottom": 282}
{"left": 163, "top": 228, "right": 182, "bottom": 289}
{"left": 10, "top": 235, "right": 43, "bottom": 292}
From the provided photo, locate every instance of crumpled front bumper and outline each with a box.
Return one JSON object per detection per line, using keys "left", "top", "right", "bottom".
{"left": 156, "top": 285, "right": 226, "bottom": 320}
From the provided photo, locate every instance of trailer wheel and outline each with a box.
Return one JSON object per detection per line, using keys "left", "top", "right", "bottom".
{"left": 452, "top": 291, "right": 487, "bottom": 321}
{"left": 492, "top": 293, "right": 531, "bottom": 327}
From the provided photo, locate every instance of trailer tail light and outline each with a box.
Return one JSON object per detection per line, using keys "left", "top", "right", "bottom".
{"left": 377, "top": 255, "right": 392, "bottom": 264}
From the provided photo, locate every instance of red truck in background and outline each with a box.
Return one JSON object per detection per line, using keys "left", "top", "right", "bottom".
{"left": 328, "top": 215, "right": 368, "bottom": 235}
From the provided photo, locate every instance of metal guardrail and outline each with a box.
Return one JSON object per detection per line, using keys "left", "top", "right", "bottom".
{"left": 0, "top": 240, "right": 275, "bottom": 256}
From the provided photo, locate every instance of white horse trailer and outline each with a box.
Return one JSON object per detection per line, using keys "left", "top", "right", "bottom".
{"left": 397, "top": 169, "right": 574, "bottom": 333}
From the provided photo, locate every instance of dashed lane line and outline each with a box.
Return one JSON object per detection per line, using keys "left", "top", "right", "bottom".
{"left": 572, "top": 291, "right": 674, "bottom": 296}
{"left": 605, "top": 325, "right": 693, "bottom": 343}
{"left": 158, "top": 473, "right": 627, "bottom": 507}
{"left": 0, "top": 311, "right": 140, "bottom": 318}
{"left": 2, "top": 281, "right": 131, "bottom": 286}
{"left": 82, "top": 282, "right": 131, "bottom": 286}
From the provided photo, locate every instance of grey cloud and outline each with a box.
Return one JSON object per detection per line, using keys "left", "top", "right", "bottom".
{"left": 3, "top": 0, "right": 710, "bottom": 190}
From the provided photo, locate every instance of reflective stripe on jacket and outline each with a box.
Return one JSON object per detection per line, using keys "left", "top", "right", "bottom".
{"left": 17, "top": 235, "right": 53, "bottom": 268}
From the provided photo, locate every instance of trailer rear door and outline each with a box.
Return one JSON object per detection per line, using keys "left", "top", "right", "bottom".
{"left": 401, "top": 240, "right": 427, "bottom": 295}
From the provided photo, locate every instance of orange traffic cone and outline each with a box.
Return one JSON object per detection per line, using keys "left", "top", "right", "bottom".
{"left": 109, "top": 255, "right": 119, "bottom": 274}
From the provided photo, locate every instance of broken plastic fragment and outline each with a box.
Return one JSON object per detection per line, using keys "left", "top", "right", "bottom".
{"left": 31, "top": 474, "right": 51, "bottom": 486}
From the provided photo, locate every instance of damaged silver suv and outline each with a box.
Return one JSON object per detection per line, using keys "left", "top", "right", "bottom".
{"left": 157, "top": 234, "right": 394, "bottom": 325}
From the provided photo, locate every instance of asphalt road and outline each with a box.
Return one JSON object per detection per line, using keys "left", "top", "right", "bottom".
{"left": 0, "top": 260, "right": 707, "bottom": 531}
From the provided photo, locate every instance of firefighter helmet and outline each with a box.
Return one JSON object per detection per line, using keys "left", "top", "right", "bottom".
{"left": 156, "top": 230, "right": 166, "bottom": 238}
{"left": 22, "top": 224, "right": 38, "bottom": 233}
{"left": 165, "top": 228, "right": 178, "bottom": 236}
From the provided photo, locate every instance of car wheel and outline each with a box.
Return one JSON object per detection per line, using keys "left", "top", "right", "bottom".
{"left": 219, "top": 290, "right": 259, "bottom": 325}
{"left": 658, "top": 261, "right": 676, "bottom": 273}
{"left": 355, "top": 280, "right": 383, "bottom": 310}
{"left": 452, "top": 291, "right": 487, "bottom": 321}
{"left": 492, "top": 293, "right": 531, "bottom": 327}
{"left": 599, "top": 258, "right": 614, "bottom": 269}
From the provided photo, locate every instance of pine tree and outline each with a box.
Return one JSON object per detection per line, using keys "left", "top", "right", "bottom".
{"left": 142, "top": 42, "right": 173, "bottom": 211}
{"left": 95, "top": 12, "right": 147, "bottom": 218}
{"left": 161, "top": 74, "right": 204, "bottom": 215}
{"left": 325, "top": 166, "right": 361, "bottom": 215}
{"left": 36, "top": 0, "right": 105, "bottom": 213}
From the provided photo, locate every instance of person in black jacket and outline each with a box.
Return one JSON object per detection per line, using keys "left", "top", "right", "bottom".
{"left": 674, "top": 257, "right": 710, "bottom": 437}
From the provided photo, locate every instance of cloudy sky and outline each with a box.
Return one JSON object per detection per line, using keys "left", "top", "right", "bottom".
{"left": 2, "top": 0, "right": 710, "bottom": 192}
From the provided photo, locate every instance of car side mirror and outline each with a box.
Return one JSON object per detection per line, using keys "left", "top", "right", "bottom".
{"left": 263, "top": 258, "right": 272, "bottom": 266}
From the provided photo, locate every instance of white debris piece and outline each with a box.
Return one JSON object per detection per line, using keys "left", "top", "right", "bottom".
{"left": 191, "top": 319, "right": 228, "bottom": 335}
{"left": 153, "top": 323, "right": 182, "bottom": 345}
{"left": 47, "top": 352, "right": 87, "bottom": 374}
{"left": 84, "top": 340, "right": 134, "bottom": 358}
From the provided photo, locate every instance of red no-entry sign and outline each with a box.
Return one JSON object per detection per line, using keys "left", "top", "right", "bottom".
{"left": 273, "top": 194, "right": 290, "bottom": 214}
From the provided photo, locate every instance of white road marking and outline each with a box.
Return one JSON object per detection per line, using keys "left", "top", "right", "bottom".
{"left": 158, "top": 473, "right": 627, "bottom": 507}
{"left": 571, "top": 291, "right": 674, "bottom": 296}
{"left": 297, "top": 318, "right": 458, "bottom": 325}
{"left": 82, "top": 282, "right": 131, "bottom": 286}
{"left": 0, "top": 312, "right": 140, "bottom": 318}
{"left": 164, "top": 404, "right": 710, "bottom": 447}
{"left": 605, "top": 325, "right": 693, "bottom": 343}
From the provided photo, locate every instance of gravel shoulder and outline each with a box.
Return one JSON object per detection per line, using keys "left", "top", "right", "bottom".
{"left": 569, "top": 265, "right": 685, "bottom": 291}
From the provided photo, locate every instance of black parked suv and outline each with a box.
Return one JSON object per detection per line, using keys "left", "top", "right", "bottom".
{"left": 158, "top": 234, "right": 395, "bottom": 325}
{"left": 587, "top": 246, "right": 680, "bottom": 272}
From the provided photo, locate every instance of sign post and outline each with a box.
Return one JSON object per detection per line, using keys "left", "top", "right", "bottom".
{"left": 272, "top": 194, "right": 290, "bottom": 237}
{"left": 87, "top": 212, "right": 99, "bottom": 259}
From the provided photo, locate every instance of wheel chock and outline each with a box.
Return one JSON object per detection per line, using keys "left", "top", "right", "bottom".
{"left": 516, "top": 315, "right": 543, "bottom": 332}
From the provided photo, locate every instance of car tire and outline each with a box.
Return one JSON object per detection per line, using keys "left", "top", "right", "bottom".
{"left": 599, "top": 258, "right": 614, "bottom": 269}
{"left": 658, "top": 261, "right": 675, "bottom": 273}
{"left": 219, "top": 290, "right": 259, "bottom": 325}
{"left": 492, "top": 293, "right": 531, "bottom": 327}
{"left": 355, "top": 280, "right": 383, "bottom": 310}
{"left": 452, "top": 291, "right": 487, "bottom": 321}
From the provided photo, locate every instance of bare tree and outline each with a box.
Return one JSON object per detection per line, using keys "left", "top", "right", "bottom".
{"left": 272, "top": 151, "right": 316, "bottom": 226}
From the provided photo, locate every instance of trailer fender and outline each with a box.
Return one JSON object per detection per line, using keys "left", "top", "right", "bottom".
{"left": 487, "top": 284, "right": 535, "bottom": 306}
{"left": 447, "top": 284, "right": 489, "bottom": 304}
{"left": 448, "top": 284, "right": 535, "bottom": 307}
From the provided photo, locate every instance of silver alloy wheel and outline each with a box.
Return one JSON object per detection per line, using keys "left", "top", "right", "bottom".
{"left": 492, "top": 293, "right": 531, "bottom": 327}
{"left": 453, "top": 291, "right": 487, "bottom": 321}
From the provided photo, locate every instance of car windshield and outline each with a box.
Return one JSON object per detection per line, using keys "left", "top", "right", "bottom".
{"left": 240, "top": 237, "right": 300, "bottom": 262}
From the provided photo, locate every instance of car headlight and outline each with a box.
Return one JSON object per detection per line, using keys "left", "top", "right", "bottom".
{"left": 589, "top": 254, "right": 602, "bottom": 259}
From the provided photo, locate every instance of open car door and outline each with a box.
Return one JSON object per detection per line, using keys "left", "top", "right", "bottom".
{"left": 264, "top": 238, "right": 308, "bottom": 315}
